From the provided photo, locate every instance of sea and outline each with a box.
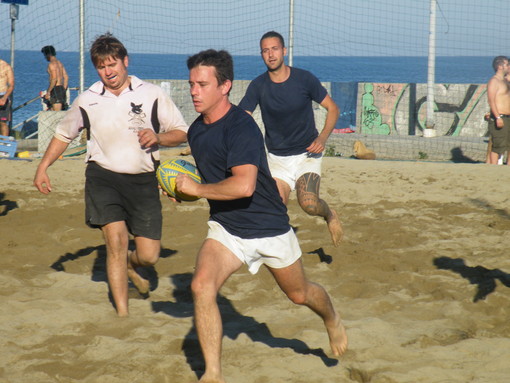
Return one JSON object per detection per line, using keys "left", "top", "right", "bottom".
{"left": 0, "top": 50, "right": 495, "bottom": 128}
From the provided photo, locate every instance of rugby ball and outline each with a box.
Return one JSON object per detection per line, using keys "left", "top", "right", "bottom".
{"left": 157, "top": 158, "right": 202, "bottom": 201}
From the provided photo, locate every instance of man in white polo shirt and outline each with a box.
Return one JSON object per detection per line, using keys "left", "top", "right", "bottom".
{"left": 34, "top": 33, "right": 188, "bottom": 317}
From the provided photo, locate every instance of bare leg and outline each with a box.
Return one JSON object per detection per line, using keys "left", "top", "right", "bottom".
{"left": 296, "top": 173, "right": 343, "bottom": 247}
{"left": 485, "top": 138, "right": 492, "bottom": 164}
{"left": 126, "top": 251, "right": 149, "bottom": 294}
{"left": 101, "top": 221, "right": 130, "bottom": 317}
{"left": 127, "top": 236, "right": 160, "bottom": 295}
{"left": 191, "top": 239, "right": 243, "bottom": 383}
{"left": 0, "top": 122, "right": 8, "bottom": 136}
{"left": 52, "top": 103, "right": 63, "bottom": 111}
{"left": 274, "top": 177, "right": 291, "bottom": 205}
{"left": 267, "top": 259, "right": 348, "bottom": 356}
{"left": 489, "top": 151, "right": 500, "bottom": 164}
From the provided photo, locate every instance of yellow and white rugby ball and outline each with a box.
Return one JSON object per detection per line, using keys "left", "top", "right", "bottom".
{"left": 157, "top": 158, "right": 202, "bottom": 201}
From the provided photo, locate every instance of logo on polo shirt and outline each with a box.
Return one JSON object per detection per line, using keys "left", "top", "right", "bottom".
{"left": 128, "top": 102, "right": 146, "bottom": 132}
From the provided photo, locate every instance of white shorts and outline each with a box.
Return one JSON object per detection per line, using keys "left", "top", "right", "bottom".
{"left": 206, "top": 220, "right": 302, "bottom": 274}
{"left": 267, "top": 152, "right": 322, "bottom": 191}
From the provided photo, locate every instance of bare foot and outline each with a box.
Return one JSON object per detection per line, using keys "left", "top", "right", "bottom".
{"left": 115, "top": 301, "right": 129, "bottom": 317}
{"left": 198, "top": 373, "right": 226, "bottom": 383}
{"left": 326, "top": 209, "right": 343, "bottom": 247}
{"left": 117, "top": 309, "right": 129, "bottom": 318}
{"left": 326, "top": 312, "right": 348, "bottom": 357}
{"left": 127, "top": 252, "right": 150, "bottom": 295}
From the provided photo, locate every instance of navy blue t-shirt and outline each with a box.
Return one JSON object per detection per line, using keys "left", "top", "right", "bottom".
{"left": 238, "top": 67, "right": 328, "bottom": 156}
{"left": 188, "top": 104, "right": 290, "bottom": 239}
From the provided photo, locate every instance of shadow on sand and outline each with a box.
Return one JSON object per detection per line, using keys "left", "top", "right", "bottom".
{"left": 434, "top": 256, "right": 510, "bottom": 302}
{"left": 50, "top": 241, "right": 177, "bottom": 304}
{"left": 0, "top": 192, "right": 18, "bottom": 217}
{"left": 152, "top": 272, "right": 338, "bottom": 379}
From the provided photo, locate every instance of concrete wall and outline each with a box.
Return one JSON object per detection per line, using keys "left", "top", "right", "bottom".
{"left": 38, "top": 111, "right": 82, "bottom": 152}
{"left": 35, "top": 80, "right": 489, "bottom": 162}
{"left": 146, "top": 79, "right": 264, "bottom": 132}
{"left": 147, "top": 79, "right": 489, "bottom": 138}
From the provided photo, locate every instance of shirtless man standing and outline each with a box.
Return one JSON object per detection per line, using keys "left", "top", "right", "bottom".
{"left": 487, "top": 56, "right": 510, "bottom": 165}
{"left": 0, "top": 59, "right": 14, "bottom": 136}
{"left": 41, "top": 45, "right": 69, "bottom": 111}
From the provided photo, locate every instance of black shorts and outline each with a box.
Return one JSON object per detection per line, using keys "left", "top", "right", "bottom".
{"left": 85, "top": 162, "right": 162, "bottom": 239}
{"left": 50, "top": 85, "right": 66, "bottom": 105}
{"left": 0, "top": 98, "right": 10, "bottom": 122}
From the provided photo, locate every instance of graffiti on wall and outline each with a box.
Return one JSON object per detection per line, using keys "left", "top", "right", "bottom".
{"left": 357, "top": 82, "right": 488, "bottom": 137}
{"left": 360, "top": 83, "right": 402, "bottom": 135}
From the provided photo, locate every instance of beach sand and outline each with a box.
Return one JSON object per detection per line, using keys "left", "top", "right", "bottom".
{"left": 1, "top": 148, "right": 510, "bottom": 383}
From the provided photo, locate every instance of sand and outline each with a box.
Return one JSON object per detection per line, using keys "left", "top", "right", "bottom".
{"left": 1, "top": 148, "right": 510, "bottom": 383}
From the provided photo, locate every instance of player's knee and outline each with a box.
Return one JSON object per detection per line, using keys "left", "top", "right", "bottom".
{"left": 286, "top": 290, "right": 307, "bottom": 305}
{"left": 134, "top": 248, "right": 160, "bottom": 266}
{"left": 142, "top": 251, "right": 159, "bottom": 266}
{"left": 191, "top": 275, "right": 217, "bottom": 300}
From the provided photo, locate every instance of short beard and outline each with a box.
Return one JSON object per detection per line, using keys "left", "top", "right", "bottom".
{"left": 267, "top": 61, "right": 284, "bottom": 72}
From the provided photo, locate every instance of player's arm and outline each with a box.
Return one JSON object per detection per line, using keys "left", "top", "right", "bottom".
{"left": 307, "top": 94, "right": 340, "bottom": 153}
{"left": 158, "top": 129, "right": 187, "bottom": 147}
{"left": 33, "top": 137, "right": 70, "bottom": 194}
{"left": 176, "top": 164, "right": 257, "bottom": 201}
{"left": 139, "top": 92, "right": 189, "bottom": 148}
{"left": 63, "top": 64, "right": 69, "bottom": 89}
{"left": 238, "top": 82, "right": 258, "bottom": 115}
{"left": 487, "top": 78, "right": 504, "bottom": 128}
{"left": 5, "top": 64, "right": 14, "bottom": 98}
{"left": 138, "top": 128, "right": 187, "bottom": 148}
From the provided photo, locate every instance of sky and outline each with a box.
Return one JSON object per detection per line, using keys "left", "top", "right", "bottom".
{"left": 0, "top": 0, "right": 508, "bottom": 57}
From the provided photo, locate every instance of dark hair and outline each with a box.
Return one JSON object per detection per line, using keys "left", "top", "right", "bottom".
{"left": 41, "top": 45, "right": 56, "bottom": 57}
{"left": 187, "top": 49, "right": 234, "bottom": 87}
{"left": 492, "top": 56, "right": 508, "bottom": 72}
{"left": 260, "top": 31, "right": 285, "bottom": 48}
{"left": 90, "top": 33, "right": 128, "bottom": 68}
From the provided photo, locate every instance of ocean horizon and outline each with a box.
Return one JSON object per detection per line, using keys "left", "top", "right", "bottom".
{"left": 0, "top": 50, "right": 495, "bottom": 127}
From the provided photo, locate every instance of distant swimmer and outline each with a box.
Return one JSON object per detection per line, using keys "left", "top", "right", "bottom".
{"left": 41, "top": 45, "right": 69, "bottom": 111}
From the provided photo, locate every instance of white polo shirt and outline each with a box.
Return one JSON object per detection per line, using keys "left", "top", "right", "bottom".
{"left": 55, "top": 76, "right": 188, "bottom": 174}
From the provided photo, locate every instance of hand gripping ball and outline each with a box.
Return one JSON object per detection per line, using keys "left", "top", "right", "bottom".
{"left": 157, "top": 158, "right": 202, "bottom": 201}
